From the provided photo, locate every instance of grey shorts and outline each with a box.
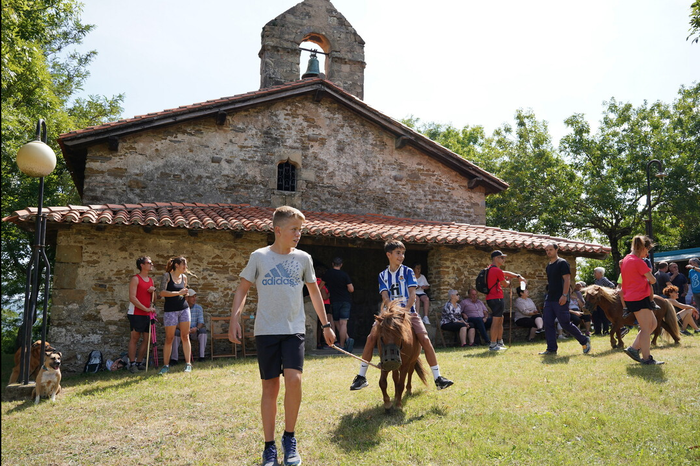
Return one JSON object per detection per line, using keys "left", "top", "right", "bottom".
{"left": 163, "top": 307, "right": 191, "bottom": 327}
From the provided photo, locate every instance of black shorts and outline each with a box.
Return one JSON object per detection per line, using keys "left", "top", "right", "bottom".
{"left": 487, "top": 299, "right": 504, "bottom": 318}
{"left": 256, "top": 334, "right": 305, "bottom": 380}
{"left": 515, "top": 317, "right": 538, "bottom": 328}
{"left": 627, "top": 297, "right": 653, "bottom": 313}
{"left": 128, "top": 314, "right": 150, "bottom": 333}
{"left": 441, "top": 322, "right": 467, "bottom": 332}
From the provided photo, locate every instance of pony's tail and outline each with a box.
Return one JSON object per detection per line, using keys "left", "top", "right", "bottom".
{"left": 414, "top": 358, "right": 428, "bottom": 386}
{"left": 661, "top": 299, "right": 681, "bottom": 342}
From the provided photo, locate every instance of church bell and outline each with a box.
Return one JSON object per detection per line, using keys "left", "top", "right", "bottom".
{"left": 302, "top": 51, "right": 321, "bottom": 78}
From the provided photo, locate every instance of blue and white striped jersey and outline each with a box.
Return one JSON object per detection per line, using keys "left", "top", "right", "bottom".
{"left": 378, "top": 264, "right": 417, "bottom": 312}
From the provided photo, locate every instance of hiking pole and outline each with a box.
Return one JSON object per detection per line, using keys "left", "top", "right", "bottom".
{"left": 145, "top": 317, "right": 151, "bottom": 371}
{"left": 151, "top": 317, "right": 159, "bottom": 368}
{"left": 145, "top": 290, "right": 156, "bottom": 372}
{"left": 330, "top": 344, "right": 381, "bottom": 369}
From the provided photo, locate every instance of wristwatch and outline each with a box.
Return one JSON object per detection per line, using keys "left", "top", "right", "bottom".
{"left": 321, "top": 323, "right": 332, "bottom": 329}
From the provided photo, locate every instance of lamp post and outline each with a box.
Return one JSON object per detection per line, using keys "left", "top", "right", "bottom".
{"left": 645, "top": 159, "right": 666, "bottom": 269}
{"left": 16, "top": 119, "right": 56, "bottom": 385}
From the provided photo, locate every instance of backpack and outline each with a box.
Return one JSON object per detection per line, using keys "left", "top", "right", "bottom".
{"left": 475, "top": 265, "right": 495, "bottom": 294}
{"left": 84, "top": 350, "right": 104, "bottom": 373}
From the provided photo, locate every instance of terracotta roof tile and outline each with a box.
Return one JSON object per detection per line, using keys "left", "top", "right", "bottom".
{"left": 3, "top": 203, "right": 610, "bottom": 257}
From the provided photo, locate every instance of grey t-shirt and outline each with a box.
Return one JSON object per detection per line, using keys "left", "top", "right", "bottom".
{"left": 240, "top": 246, "right": 316, "bottom": 336}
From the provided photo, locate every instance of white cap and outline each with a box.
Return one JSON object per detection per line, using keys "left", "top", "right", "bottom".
{"left": 188, "top": 289, "right": 196, "bottom": 297}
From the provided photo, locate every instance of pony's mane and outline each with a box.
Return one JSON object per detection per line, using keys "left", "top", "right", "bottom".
{"left": 377, "top": 301, "right": 413, "bottom": 343}
{"left": 584, "top": 285, "right": 618, "bottom": 303}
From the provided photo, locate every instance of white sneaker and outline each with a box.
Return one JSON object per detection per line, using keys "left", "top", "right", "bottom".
{"left": 422, "top": 315, "right": 431, "bottom": 325}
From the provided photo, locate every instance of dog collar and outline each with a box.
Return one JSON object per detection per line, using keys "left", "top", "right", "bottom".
{"left": 43, "top": 364, "right": 52, "bottom": 371}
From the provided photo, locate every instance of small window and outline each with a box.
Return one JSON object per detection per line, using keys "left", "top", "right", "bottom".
{"left": 277, "top": 161, "right": 296, "bottom": 192}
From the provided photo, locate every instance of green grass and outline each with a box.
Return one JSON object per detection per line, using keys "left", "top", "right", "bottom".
{"left": 2, "top": 334, "right": 699, "bottom": 465}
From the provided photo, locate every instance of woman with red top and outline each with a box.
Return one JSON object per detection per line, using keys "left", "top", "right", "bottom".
{"left": 128, "top": 256, "right": 157, "bottom": 372}
{"left": 621, "top": 236, "right": 663, "bottom": 365}
{"left": 316, "top": 269, "right": 333, "bottom": 349}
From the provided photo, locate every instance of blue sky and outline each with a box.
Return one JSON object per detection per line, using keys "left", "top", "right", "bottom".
{"left": 72, "top": 0, "right": 698, "bottom": 145}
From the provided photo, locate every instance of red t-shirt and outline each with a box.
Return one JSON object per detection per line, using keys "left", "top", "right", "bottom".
{"left": 486, "top": 266, "right": 505, "bottom": 300}
{"left": 620, "top": 254, "right": 651, "bottom": 302}
{"left": 133, "top": 274, "right": 154, "bottom": 316}
{"left": 317, "top": 277, "right": 330, "bottom": 305}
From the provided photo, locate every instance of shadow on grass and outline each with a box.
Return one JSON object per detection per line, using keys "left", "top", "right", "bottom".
{"left": 462, "top": 350, "right": 506, "bottom": 359}
{"left": 590, "top": 347, "right": 622, "bottom": 358}
{"left": 4, "top": 398, "right": 39, "bottom": 414}
{"left": 625, "top": 364, "right": 667, "bottom": 383}
{"left": 330, "top": 396, "right": 447, "bottom": 452}
{"left": 539, "top": 354, "right": 571, "bottom": 364}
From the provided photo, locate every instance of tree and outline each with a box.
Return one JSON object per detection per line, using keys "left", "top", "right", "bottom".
{"left": 479, "top": 110, "right": 579, "bottom": 236}
{"left": 1, "top": 0, "right": 124, "bottom": 350}
{"left": 560, "top": 84, "right": 700, "bottom": 276}
{"left": 406, "top": 110, "right": 578, "bottom": 237}
{"left": 689, "top": 0, "right": 700, "bottom": 44}
{"left": 408, "top": 84, "right": 698, "bottom": 278}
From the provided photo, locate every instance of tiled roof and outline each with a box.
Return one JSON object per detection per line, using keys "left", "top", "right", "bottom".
{"left": 3, "top": 203, "right": 610, "bottom": 257}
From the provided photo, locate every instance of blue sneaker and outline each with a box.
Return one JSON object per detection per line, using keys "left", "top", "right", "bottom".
{"left": 158, "top": 365, "right": 170, "bottom": 375}
{"left": 281, "top": 435, "right": 301, "bottom": 465}
{"left": 262, "top": 443, "right": 278, "bottom": 466}
{"left": 345, "top": 337, "right": 354, "bottom": 353}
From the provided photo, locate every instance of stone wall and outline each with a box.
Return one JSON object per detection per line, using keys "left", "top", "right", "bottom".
{"left": 426, "top": 246, "right": 579, "bottom": 311}
{"left": 49, "top": 224, "right": 579, "bottom": 372}
{"left": 50, "top": 224, "right": 268, "bottom": 373}
{"left": 81, "top": 96, "right": 486, "bottom": 225}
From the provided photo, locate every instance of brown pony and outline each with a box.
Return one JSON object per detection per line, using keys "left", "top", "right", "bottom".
{"left": 375, "top": 302, "right": 427, "bottom": 412}
{"left": 582, "top": 285, "right": 681, "bottom": 348}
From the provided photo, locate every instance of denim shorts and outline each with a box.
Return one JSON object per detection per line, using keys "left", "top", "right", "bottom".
{"left": 332, "top": 301, "right": 351, "bottom": 320}
{"left": 163, "top": 307, "right": 191, "bottom": 327}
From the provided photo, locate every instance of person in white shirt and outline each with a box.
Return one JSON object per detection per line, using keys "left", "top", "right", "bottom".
{"left": 413, "top": 263, "right": 431, "bottom": 325}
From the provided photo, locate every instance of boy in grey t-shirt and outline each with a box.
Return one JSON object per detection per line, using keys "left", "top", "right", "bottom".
{"left": 228, "top": 206, "right": 335, "bottom": 466}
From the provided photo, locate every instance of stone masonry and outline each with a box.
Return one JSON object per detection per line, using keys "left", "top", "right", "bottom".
{"left": 80, "top": 96, "right": 486, "bottom": 225}
{"left": 50, "top": 224, "right": 266, "bottom": 371}
{"left": 50, "top": 221, "right": 580, "bottom": 372}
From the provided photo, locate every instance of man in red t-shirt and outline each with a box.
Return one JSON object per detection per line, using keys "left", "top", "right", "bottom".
{"left": 486, "top": 250, "right": 526, "bottom": 351}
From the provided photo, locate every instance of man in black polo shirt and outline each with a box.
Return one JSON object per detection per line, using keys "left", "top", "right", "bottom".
{"left": 539, "top": 243, "right": 591, "bottom": 356}
{"left": 323, "top": 257, "right": 355, "bottom": 352}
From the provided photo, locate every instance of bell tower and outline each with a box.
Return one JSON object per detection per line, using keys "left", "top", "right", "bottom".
{"left": 259, "top": 0, "right": 366, "bottom": 99}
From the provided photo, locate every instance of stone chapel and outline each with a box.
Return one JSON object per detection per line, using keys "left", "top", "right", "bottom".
{"left": 5, "top": 0, "right": 608, "bottom": 371}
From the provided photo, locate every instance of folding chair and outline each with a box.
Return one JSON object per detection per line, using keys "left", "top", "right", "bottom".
{"left": 210, "top": 316, "right": 237, "bottom": 360}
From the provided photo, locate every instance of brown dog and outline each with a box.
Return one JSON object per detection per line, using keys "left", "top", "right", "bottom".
{"left": 32, "top": 351, "right": 62, "bottom": 403}
{"left": 8, "top": 340, "right": 56, "bottom": 385}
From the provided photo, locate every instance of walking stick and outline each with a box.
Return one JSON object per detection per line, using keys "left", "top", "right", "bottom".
{"left": 330, "top": 345, "right": 381, "bottom": 369}
{"left": 509, "top": 286, "right": 513, "bottom": 345}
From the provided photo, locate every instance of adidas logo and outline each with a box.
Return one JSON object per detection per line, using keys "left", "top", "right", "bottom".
{"left": 262, "top": 263, "right": 299, "bottom": 286}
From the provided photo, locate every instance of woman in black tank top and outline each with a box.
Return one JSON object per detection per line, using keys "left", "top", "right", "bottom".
{"left": 159, "top": 256, "right": 192, "bottom": 373}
